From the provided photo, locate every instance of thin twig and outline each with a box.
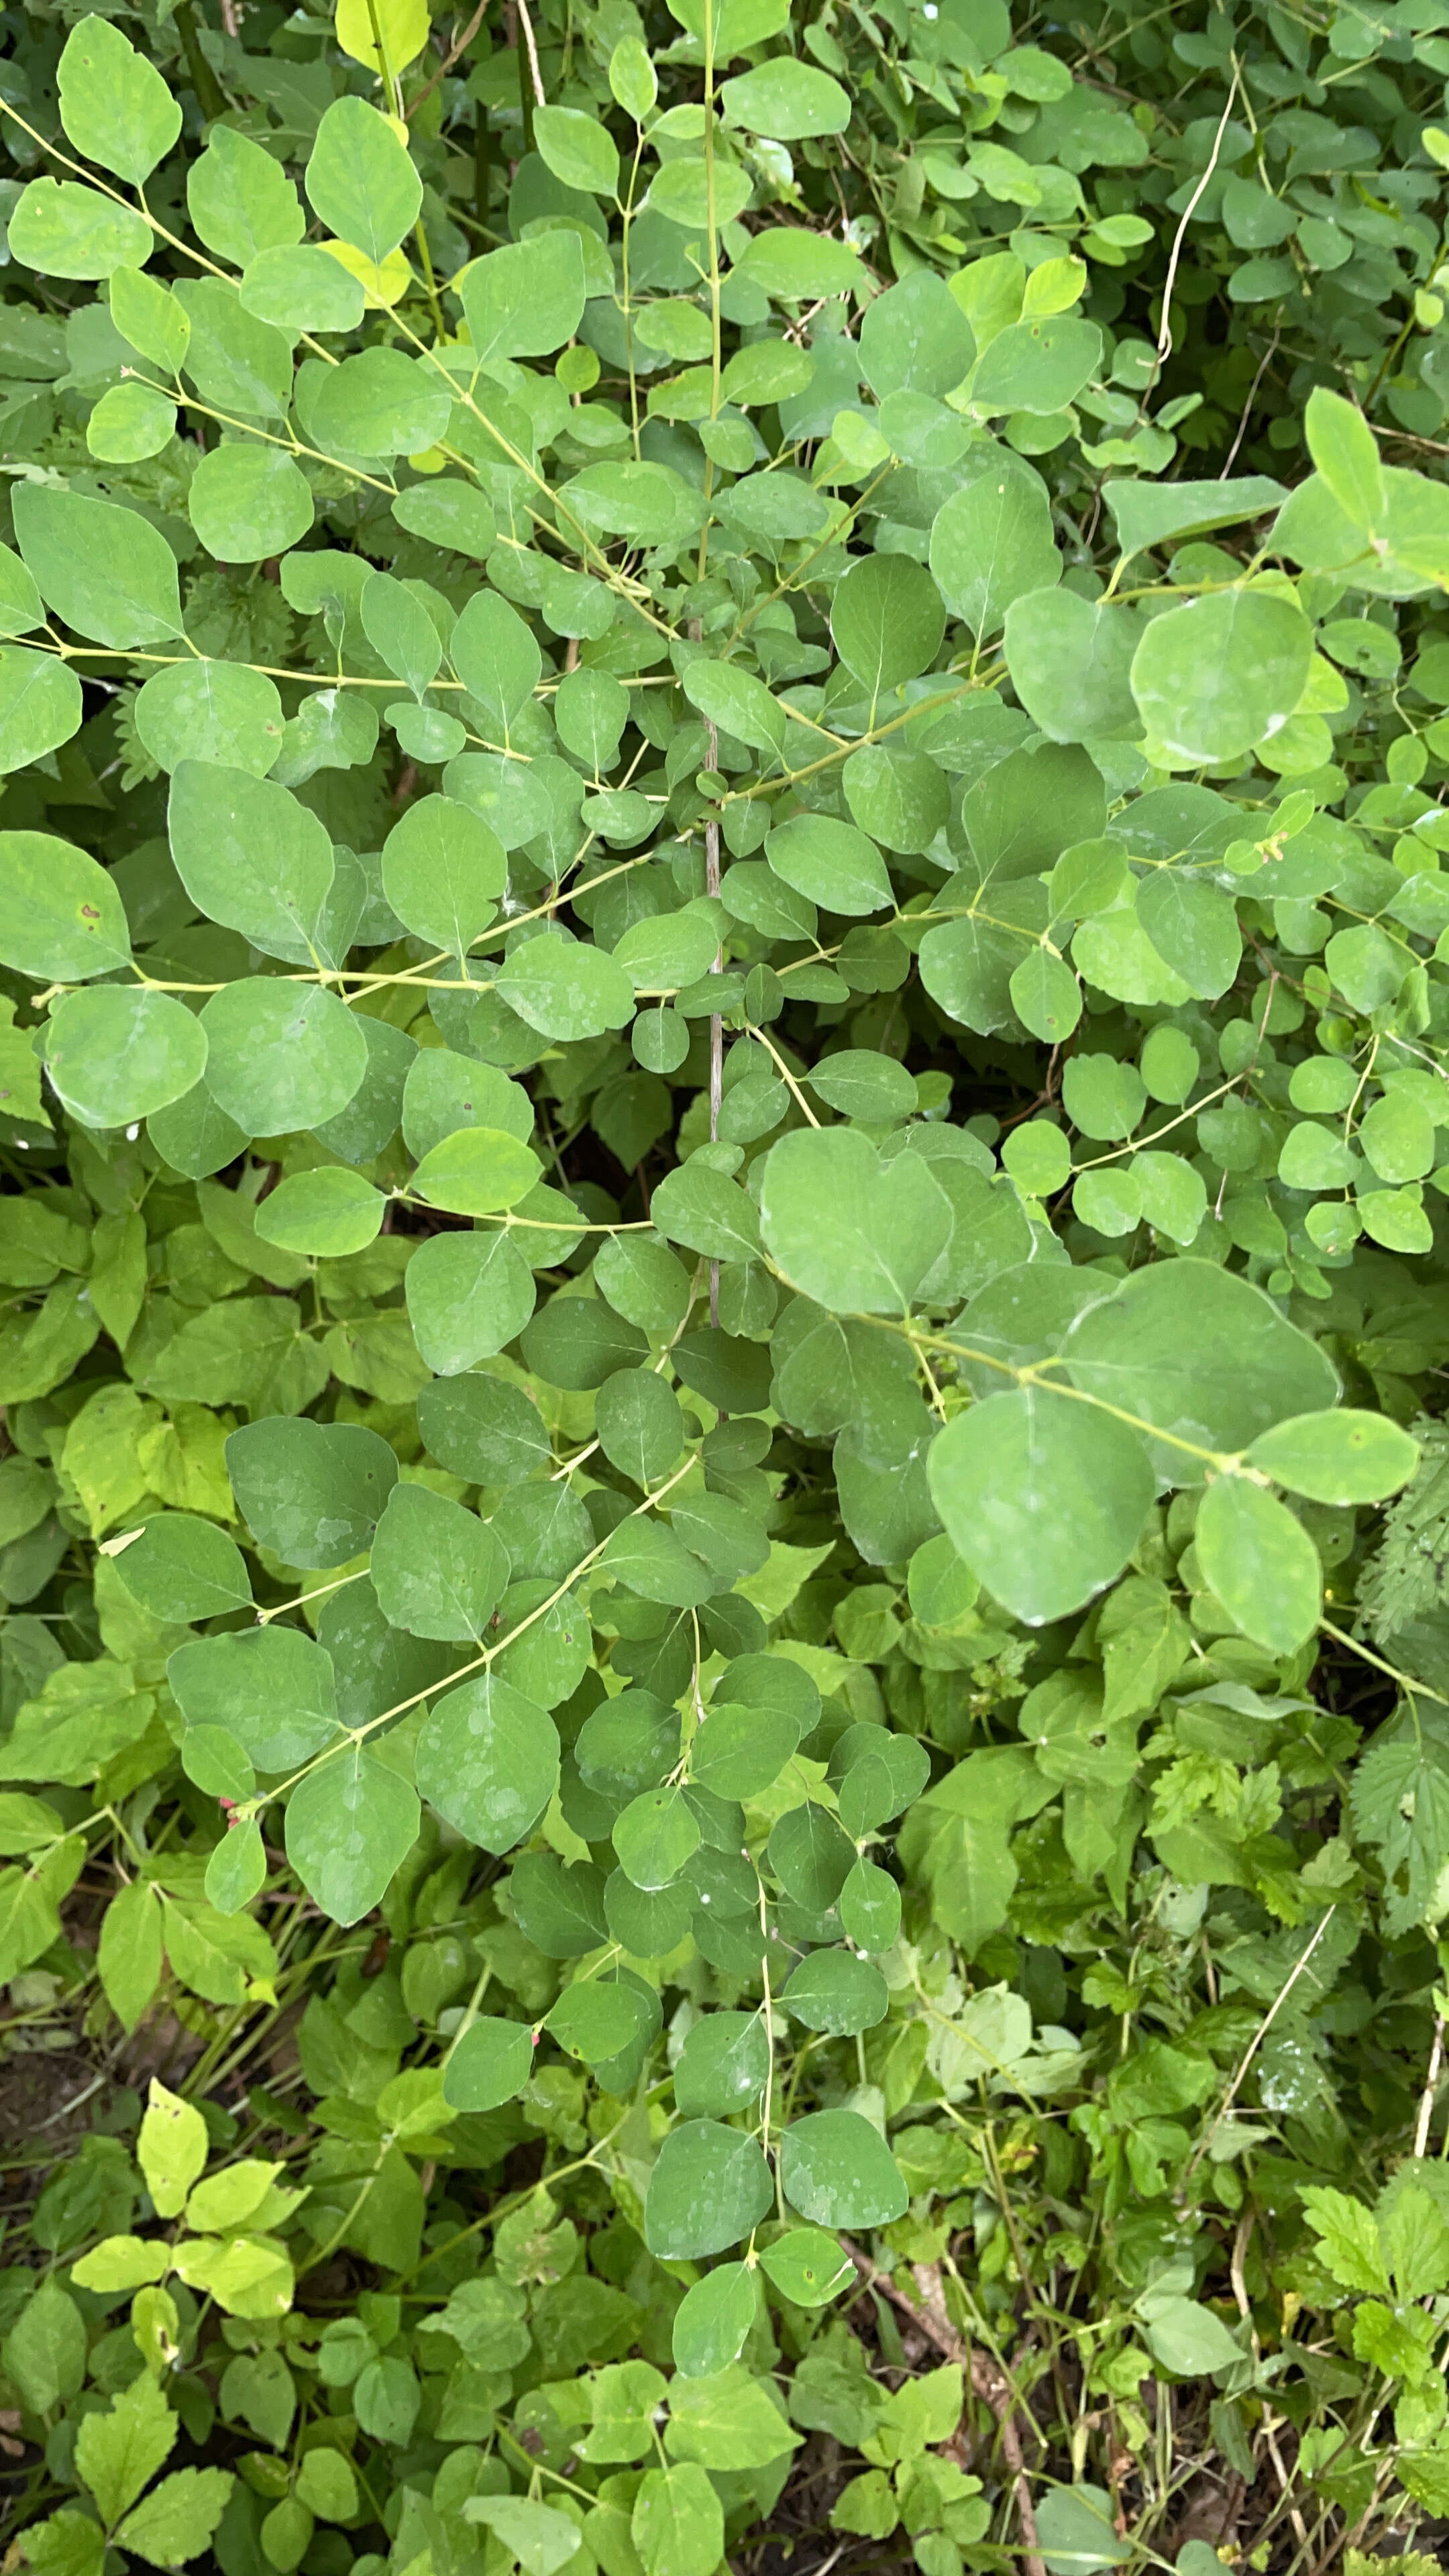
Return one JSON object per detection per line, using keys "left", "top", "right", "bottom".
{"left": 1181, "top": 1909, "right": 1336, "bottom": 2190}
{"left": 406, "top": 0, "right": 489, "bottom": 117}
{"left": 1415, "top": 2011, "right": 1446, "bottom": 2159}
{"left": 1220, "top": 325, "right": 1279, "bottom": 478}
{"left": 840, "top": 2240, "right": 1047, "bottom": 2576}
{"left": 515, "top": 0, "right": 546, "bottom": 107}
{"left": 1142, "top": 66, "right": 1240, "bottom": 409}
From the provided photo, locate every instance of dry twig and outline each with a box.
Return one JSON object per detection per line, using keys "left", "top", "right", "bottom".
{"left": 841, "top": 2239, "right": 1047, "bottom": 2576}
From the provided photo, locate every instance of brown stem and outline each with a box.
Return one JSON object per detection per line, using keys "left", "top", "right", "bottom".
{"left": 840, "top": 2239, "right": 1047, "bottom": 2576}
{"left": 407, "top": 0, "right": 490, "bottom": 117}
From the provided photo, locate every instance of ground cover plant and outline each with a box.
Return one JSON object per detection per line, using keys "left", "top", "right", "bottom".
{"left": 11, "top": 0, "right": 1449, "bottom": 2569}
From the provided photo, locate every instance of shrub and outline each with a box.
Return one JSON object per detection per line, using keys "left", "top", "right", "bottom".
{"left": 4, "top": 1, "right": 1449, "bottom": 2570}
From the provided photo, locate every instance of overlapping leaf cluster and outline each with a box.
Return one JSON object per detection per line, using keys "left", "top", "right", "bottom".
{"left": 9, "top": 0, "right": 1449, "bottom": 2568}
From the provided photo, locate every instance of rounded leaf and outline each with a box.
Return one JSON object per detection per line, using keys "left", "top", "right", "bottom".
{"left": 780, "top": 2110, "right": 907, "bottom": 2229}
{"left": 46, "top": 987, "right": 207, "bottom": 1129}
{"left": 644, "top": 2121, "right": 773, "bottom": 2259}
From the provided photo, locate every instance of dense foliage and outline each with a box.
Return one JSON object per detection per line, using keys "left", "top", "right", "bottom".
{"left": 10, "top": 0, "right": 1449, "bottom": 2569}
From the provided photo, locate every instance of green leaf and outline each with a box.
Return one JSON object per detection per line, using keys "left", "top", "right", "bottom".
{"left": 417, "top": 1373, "right": 551, "bottom": 1485}
{"left": 1034, "top": 2485, "right": 1132, "bottom": 2575}
{"left": 613, "top": 899, "right": 728, "bottom": 992}
{"left": 722, "top": 60, "right": 850, "bottom": 135}
{"left": 451, "top": 590, "right": 543, "bottom": 738}
{"left": 45, "top": 987, "right": 207, "bottom": 1130}
{"left": 411, "top": 1126, "right": 541, "bottom": 1216}
{"left": 252, "top": 1167, "right": 385, "bottom": 1258}
{"left": 1137, "top": 2294, "right": 1244, "bottom": 2377}
{"left": 1003, "top": 588, "right": 1138, "bottom": 742}
{"left": 226, "top": 1415, "right": 398, "bottom": 1567}
{"left": 406, "top": 1229, "right": 537, "bottom": 1373}
{"left": 138, "top": 2076, "right": 209, "bottom": 2216}
{"left": 1193, "top": 1477, "right": 1322, "bottom": 1653}
{"left": 313, "top": 350, "right": 451, "bottom": 460}
{"left": 782, "top": 1950, "right": 889, "bottom": 2035}
{"left": 382, "top": 796, "right": 507, "bottom": 959}
{"left": 87, "top": 382, "right": 176, "bottom": 465}
{"left": 1103, "top": 474, "right": 1287, "bottom": 559}
{"left": 690, "top": 1702, "right": 797, "bottom": 1801}
{"left": 115, "top": 2469, "right": 234, "bottom": 2569}
{"left": 1245, "top": 1409, "right": 1420, "bottom": 1503}
{"left": 459, "top": 234, "right": 588, "bottom": 366}
{"left": 13, "top": 484, "right": 182, "bottom": 649}
{"left": 1130, "top": 1150, "right": 1206, "bottom": 1248}
{"left": 737, "top": 228, "right": 869, "bottom": 301}
{"left": 765, "top": 813, "right": 893, "bottom": 916}
{"left": 183, "top": 1729, "right": 256, "bottom": 1801}
{"left": 644, "top": 2120, "right": 773, "bottom": 2258}
{"left": 759, "top": 1128, "right": 951, "bottom": 1312}
{"left": 110, "top": 1515, "right": 252, "bottom": 1625}
{"left": 240, "top": 244, "right": 366, "bottom": 333}
{"left": 1299, "top": 2184, "right": 1392, "bottom": 2293}
{"left": 843, "top": 743, "right": 949, "bottom": 855}
{"left": 416, "top": 1672, "right": 559, "bottom": 1852}
{"left": 682, "top": 659, "right": 785, "bottom": 757}
{"left": 757, "top": 2229, "right": 855, "bottom": 2307}
{"left": 1136, "top": 870, "right": 1241, "bottom": 1000}
{"left": 294, "top": 2453, "right": 356, "bottom": 2524}
{"left": 972, "top": 315, "right": 1102, "bottom": 415}
{"left": 134, "top": 662, "right": 284, "bottom": 780}
{"left": 929, "top": 458, "right": 1060, "bottom": 637}
{"left": 0, "top": 639, "right": 89, "bottom": 767}
{"left": 3, "top": 2278, "right": 87, "bottom": 2412}
{"left": 465, "top": 2498, "right": 582, "bottom": 2576}
{"left": 443, "top": 2017, "right": 536, "bottom": 2112}
{"left": 665, "top": 2362, "right": 800, "bottom": 2466}
{"left": 76, "top": 2368, "right": 177, "bottom": 2525}
{"left": 392, "top": 477, "right": 496, "bottom": 557}
{"left": 188, "top": 126, "right": 305, "bottom": 267}
{"left": 189, "top": 445, "right": 314, "bottom": 564}
{"left": 594, "top": 1369, "right": 685, "bottom": 1485}
{"left": 370, "top": 1485, "right": 511, "bottom": 1642}
{"left": 0, "top": 830, "right": 131, "bottom": 981}
{"left": 840, "top": 1856, "right": 901, "bottom": 1951}
{"left": 207, "top": 1821, "right": 267, "bottom": 1916}
{"left": 98, "top": 1881, "right": 164, "bottom": 2035}
{"left": 8, "top": 178, "right": 153, "bottom": 278}
{"left": 199, "top": 979, "right": 367, "bottom": 1134}
{"left": 285, "top": 1741, "right": 420, "bottom": 1925}
{"left": 671, "top": 2264, "right": 756, "bottom": 2378}
{"left": 534, "top": 105, "right": 621, "bottom": 195}
{"left": 71, "top": 2239, "right": 170, "bottom": 2294}
{"left": 860, "top": 269, "right": 975, "bottom": 400}
{"left": 779, "top": 2109, "right": 907, "bottom": 2229}
{"left": 1129, "top": 590, "right": 1313, "bottom": 763}
{"left": 613, "top": 1784, "right": 702, "bottom": 1888}
{"left": 169, "top": 1625, "right": 339, "bottom": 1770}
{"left": 0, "top": 545, "right": 44, "bottom": 643}
{"left": 184, "top": 271, "right": 293, "bottom": 397}
{"left": 168, "top": 760, "right": 333, "bottom": 963}
{"left": 1305, "top": 385, "right": 1384, "bottom": 533}
{"left": 547, "top": 1976, "right": 656, "bottom": 2066}
{"left": 1009, "top": 947, "right": 1082, "bottom": 1044}
{"left": 58, "top": 16, "right": 180, "bottom": 183}
{"left": 1062, "top": 1258, "right": 1338, "bottom": 1470}
{"left": 928, "top": 1386, "right": 1154, "bottom": 1623}
{"left": 305, "top": 97, "right": 422, "bottom": 266}
{"left": 494, "top": 936, "right": 636, "bottom": 1040}
{"left": 830, "top": 557, "right": 946, "bottom": 702}
{"left": 674, "top": 2010, "right": 769, "bottom": 2116}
